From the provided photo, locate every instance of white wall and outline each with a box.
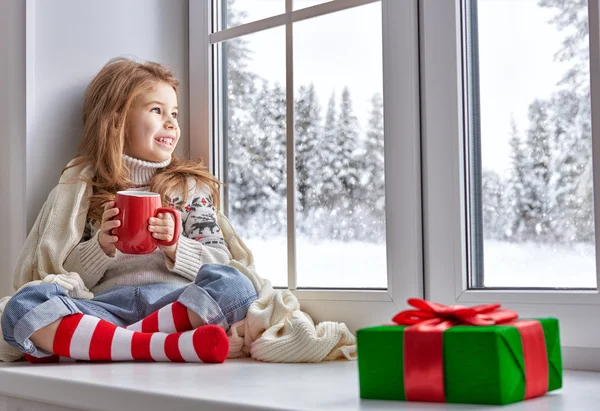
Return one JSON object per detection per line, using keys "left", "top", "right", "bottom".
{"left": 0, "top": 0, "right": 27, "bottom": 297}
{"left": 0, "top": 0, "right": 190, "bottom": 297}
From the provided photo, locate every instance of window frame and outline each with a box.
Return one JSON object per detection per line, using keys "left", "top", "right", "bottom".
{"left": 189, "top": 0, "right": 424, "bottom": 333}
{"left": 421, "top": 0, "right": 600, "bottom": 370}
{"left": 191, "top": 0, "right": 600, "bottom": 371}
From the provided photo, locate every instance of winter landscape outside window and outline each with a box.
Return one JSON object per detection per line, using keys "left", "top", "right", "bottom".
{"left": 217, "top": 0, "right": 386, "bottom": 289}
{"left": 210, "top": 0, "right": 598, "bottom": 292}
{"left": 469, "top": 0, "right": 597, "bottom": 289}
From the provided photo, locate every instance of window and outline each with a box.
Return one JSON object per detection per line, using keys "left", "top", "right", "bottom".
{"left": 423, "top": 0, "right": 600, "bottom": 370}
{"left": 223, "top": 1, "right": 284, "bottom": 27}
{"left": 470, "top": 0, "right": 596, "bottom": 289}
{"left": 191, "top": 0, "right": 600, "bottom": 370}
{"left": 191, "top": 0, "right": 422, "bottom": 330}
{"left": 214, "top": 0, "right": 386, "bottom": 289}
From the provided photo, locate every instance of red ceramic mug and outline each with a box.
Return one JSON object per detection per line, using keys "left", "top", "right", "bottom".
{"left": 112, "top": 191, "right": 182, "bottom": 254}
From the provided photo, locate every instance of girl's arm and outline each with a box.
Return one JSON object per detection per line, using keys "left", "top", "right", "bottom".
{"left": 63, "top": 221, "right": 114, "bottom": 290}
{"left": 164, "top": 180, "right": 232, "bottom": 281}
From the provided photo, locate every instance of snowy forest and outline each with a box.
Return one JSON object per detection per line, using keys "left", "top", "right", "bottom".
{"left": 483, "top": 0, "right": 594, "bottom": 244}
{"left": 224, "top": 0, "right": 593, "bottom": 246}
{"left": 224, "top": 0, "right": 384, "bottom": 242}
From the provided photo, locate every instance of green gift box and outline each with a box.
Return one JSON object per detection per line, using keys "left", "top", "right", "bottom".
{"left": 357, "top": 317, "right": 562, "bottom": 405}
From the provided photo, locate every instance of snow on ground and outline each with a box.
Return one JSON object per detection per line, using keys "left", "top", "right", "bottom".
{"left": 243, "top": 237, "right": 597, "bottom": 289}
{"left": 483, "top": 240, "right": 596, "bottom": 288}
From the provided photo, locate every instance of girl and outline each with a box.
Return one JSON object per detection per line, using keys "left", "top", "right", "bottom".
{"left": 1, "top": 57, "right": 257, "bottom": 363}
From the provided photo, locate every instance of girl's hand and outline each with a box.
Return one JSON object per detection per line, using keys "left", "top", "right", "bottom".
{"left": 99, "top": 201, "right": 120, "bottom": 256}
{"left": 149, "top": 213, "right": 178, "bottom": 261}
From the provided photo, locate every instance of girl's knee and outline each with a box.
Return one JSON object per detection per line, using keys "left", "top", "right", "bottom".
{"left": 196, "top": 264, "right": 257, "bottom": 323}
{"left": 197, "top": 264, "right": 255, "bottom": 293}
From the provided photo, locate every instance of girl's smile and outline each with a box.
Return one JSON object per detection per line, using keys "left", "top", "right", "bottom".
{"left": 154, "top": 136, "right": 176, "bottom": 148}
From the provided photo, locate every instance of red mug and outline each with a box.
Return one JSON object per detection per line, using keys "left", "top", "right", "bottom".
{"left": 113, "top": 191, "right": 181, "bottom": 254}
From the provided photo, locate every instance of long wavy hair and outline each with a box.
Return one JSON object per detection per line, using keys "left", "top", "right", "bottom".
{"left": 66, "top": 57, "right": 221, "bottom": 223}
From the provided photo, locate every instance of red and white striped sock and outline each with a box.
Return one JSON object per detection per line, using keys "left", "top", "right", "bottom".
{"left": 126, "top": 302, "right": 193, "bottom": 334}
{"left": 48, "top": 314, "right": 228, "bottom": 363}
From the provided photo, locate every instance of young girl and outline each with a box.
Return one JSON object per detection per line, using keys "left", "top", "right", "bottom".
{"left": 0, "top": 57, "right": 257, "bottom": 363}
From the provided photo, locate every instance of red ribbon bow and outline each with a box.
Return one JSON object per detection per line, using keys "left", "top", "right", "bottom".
{"left": 392, "top": 298, "right": 519, "bottom": 328}
{"left": 392, "top": 298, "right": 548, "bottom": 403}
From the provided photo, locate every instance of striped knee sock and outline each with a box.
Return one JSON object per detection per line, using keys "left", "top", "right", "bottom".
{"left": 51, "top": 314, "right": 228, "bottom": 363}
{"left": 126, "top": 302, "right": 193, "bottom": 334}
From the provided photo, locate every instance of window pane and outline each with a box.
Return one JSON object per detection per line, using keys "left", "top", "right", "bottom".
{"left": 471, "top": 0, "right": 596, "bottom": 288}
{"left": 294, "top": 0, "right": 333, "bottom": 10}
{"left": 294, "top": 3, "right": 386, "bottom": 288}
{"left": 223, "top": 0, "right": 285, "bottom": 30}
{"left": 222, "top": 27, "right": 288, "bottom": 287}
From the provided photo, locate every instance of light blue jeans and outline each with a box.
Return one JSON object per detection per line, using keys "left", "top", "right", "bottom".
{"left": 1, "top": 264, "right": 257, "bottom": 358}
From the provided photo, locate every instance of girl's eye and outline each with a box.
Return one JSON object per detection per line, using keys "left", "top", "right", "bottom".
{"left": 151, "top": 107, "right": 161, "bottom": 114}
{"left": 171, "top": 112, "right": 178, "bottom": 119}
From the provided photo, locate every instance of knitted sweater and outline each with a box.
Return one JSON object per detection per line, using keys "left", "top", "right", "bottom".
{"left": 0, "top": 158, "right": 356, "bottom": 363}
{"left": 64, "top": 155, "right": 232, "bottom": 294}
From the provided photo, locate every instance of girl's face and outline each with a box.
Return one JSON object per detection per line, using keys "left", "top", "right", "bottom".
{"left": 124, "top": 82, "right": 180, "bottom": 162}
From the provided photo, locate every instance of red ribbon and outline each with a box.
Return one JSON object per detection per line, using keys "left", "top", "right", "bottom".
{"left": 393, "top": 298, "right": 548, "bottom": 402}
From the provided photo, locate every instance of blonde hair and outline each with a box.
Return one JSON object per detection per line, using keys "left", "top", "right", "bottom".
{"left": 67, "top": 57, "right": 221, "bottom": 223}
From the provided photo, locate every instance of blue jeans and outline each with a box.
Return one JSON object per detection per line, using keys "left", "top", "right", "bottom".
{"left": 1, "top": 264, "right": 257, "bottom": 358}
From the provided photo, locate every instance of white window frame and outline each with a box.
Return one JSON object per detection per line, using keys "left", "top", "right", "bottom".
{"left": 189, "top": 0, "right": 423, "bottom": 333}
{"left": 191, "top": 0, "right": 600, "bottom": 371}
{"left": 421, "top": 0, "right": 600, "bottom": 371}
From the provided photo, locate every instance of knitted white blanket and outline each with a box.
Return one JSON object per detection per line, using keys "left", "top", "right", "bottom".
{"left": 0, "top": 160, "right": 356, "bottom": 362}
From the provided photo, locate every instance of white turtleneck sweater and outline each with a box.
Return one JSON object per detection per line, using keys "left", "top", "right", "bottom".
{"left": 63, "top": 155, "right": 232, "bottom": 294}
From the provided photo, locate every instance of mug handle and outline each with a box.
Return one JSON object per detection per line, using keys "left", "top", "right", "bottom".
{"left": 154, "top": 207, "right": 182, "bottom": 247}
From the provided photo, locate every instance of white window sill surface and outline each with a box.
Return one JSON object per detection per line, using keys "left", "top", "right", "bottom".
{"left": 0, "top": 358, "right": 598, "bottom": 411}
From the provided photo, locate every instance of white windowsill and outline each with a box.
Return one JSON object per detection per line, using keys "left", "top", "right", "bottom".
{"left": 0, "top": 359, "right": 598, "bottom": 411}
